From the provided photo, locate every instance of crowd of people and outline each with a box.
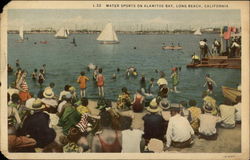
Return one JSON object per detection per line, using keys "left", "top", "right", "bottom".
{"left": 191, "top": 36, "right": 241, "bottom": 63}
{"left": 7, "top": 61, "right": 241, "bottom": 153}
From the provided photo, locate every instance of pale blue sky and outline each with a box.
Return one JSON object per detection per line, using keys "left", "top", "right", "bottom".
{"left": 8, "top": 9, "right": 241, "bottom": 30}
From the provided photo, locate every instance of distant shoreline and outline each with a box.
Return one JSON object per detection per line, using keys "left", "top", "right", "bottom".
{"left": 8, "top": 30, "right": 220, "bottom": 35}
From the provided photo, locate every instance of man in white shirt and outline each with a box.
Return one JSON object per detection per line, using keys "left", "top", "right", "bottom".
{"left": 59, "top": 85, "right": 71, "bottom": 101}
{"left": 166, "top": 104, "right": 194, "bottom": 149}
{"left": 198, "top": 102, "right": 222, "bottom": 140}
{"left": 121, "top": 116, "right": 144, "bottom": 153}
{"left": 219, "top": 100, "right": 236, "bottom": 128}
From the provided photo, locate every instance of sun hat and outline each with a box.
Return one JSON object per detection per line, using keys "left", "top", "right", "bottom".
{"left": 147, "top": 138, "right": 164, "bottom": 153}
{"left": 203, "top": 102, "right": 213, "bottom": 113}
{"left": 26, "top": 98, "right": 46, "bottom": 110}
{"left": 147, "top": 98, "right": 160, "bottom": 113}
{"left": 159, "top": 98, "right": 171, "bottom": 110}
{"left": 43, "top": 88, "right": 54, "bottom": 99}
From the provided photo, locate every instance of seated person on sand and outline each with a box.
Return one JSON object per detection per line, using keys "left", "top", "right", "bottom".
{"left": 143, "top": 99, "right": 165, "bottom": 144}
{"left": 165, "top": 104, "right": 194, "bottom": 150}
{"left": 158, "top": 97, "right": 171, "bottom": 137}
{"left": 76, "top": 97, "right": 100, "bottom": 119}
{"left": 120, "top": 116, "right": 145, "bottom": 153}
{"left": 58, "top": 93, "right": 81, "bottom": 135}
{"left": 131, "top": 89, "right": 145, "bottom": 113}
{"left": 91, "top": 111, "right": 122, "bottom": 152}
{"left": 42, "top": 88, "right": 58, "bottom": 111}
{"left": 59, "top": 84, "right": 71, "bottom": 101}
{"left": 63, "top": 127, "right": 89, "bottom": 153}
{"left": 8, "top": 125, "right": 37, "bottom": 152}
{"left": 116, "top": 87, "right": 131, "bottom": 111}
{"left": 141, "top": 88, "right": 155, "bottom": 106}
{"left": 198, "top": 102, "right": 222, "bottom": 140}
{"left": 219, "top": 99, "right": 237, "bottom": 129}
{"left": 202, "top": 91, "right": 218, "bottom": 116}
{"left": 19, "top": 99, "right": 56, "bottom": 148}
{"left": 187, "top": 99, "right": 202, "bottom": 134}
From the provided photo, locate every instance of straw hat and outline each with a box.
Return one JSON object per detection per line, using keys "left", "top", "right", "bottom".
{"left": 203, "top": 102, "right": 213, "bottom": 113}
{"left": 147, "top": 98, "right": 160, "bottom": 113}
{"left": 159, "top": 98, "right": 170, "bottom": 110}
{"left": 147, "top": 138, "right": 164, "bottom": 153}
{"left": 43, "top": 88, "right": 54, "bottom": 99}
{"left": 26, "top": 98, "right": 45, "bottom": 110}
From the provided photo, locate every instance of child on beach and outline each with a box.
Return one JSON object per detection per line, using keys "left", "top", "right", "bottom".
{"left": 77, "top": 71, "right": 89, "bottom": 97}
{"left": 96, "top": 68, "right": 105, "bottom": 97}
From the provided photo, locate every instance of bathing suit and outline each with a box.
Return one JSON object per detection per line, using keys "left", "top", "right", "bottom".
{"left": 97, "top": 131, "right": 121, "bottom": 152}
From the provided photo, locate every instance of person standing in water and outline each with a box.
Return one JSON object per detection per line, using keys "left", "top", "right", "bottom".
{"left": 96, "top": 68, "right": 105, "bottom": 97}
{"left": 41, "top": 64, "right": 46, "bottom": 76}
{"left": 203, "top": 74, "right": 217, "bottom": 94}
{"left": 16, "top": 59, "right": 20, "bottom": 68}
{"left": 38, "top": 69, "right": 45, "bottom": 87}
{"left": 170, "top": 67, "right": 180, "bottom": 93}
{"left": 77, "top": 71, "right": 89, "bottom": 97}
{"left": 31, "top": 69, "right": 38, "bottom": 81}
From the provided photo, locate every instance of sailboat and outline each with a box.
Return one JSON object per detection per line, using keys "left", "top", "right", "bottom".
{"left": 194, "top": 28, "right": 202, "bottom": 35}
{"left": 54, "top": 27, "right": 68, "bottom": 39}
{"left": 97, "top": 23, "right": 119, "bottom": 44}
{"left": 16, "top": 26, "right": 25, "bottom": 43}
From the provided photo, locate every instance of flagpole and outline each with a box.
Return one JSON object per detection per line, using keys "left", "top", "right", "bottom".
{"left": 220, "top": 27, "right": 224, "bottom": 54}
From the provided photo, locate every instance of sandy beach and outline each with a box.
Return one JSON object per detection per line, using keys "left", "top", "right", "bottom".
{"left": 51, "top": 100, "right": 241, "bottom": 153}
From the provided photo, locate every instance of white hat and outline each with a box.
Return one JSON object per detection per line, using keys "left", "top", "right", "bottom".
{"left": 26, "top": 98, "right": 45, "bottom": 110}
{"left": 147, "top": 98, "right": 160, "bottom": 113}
{"left": 148, "top": 138, "right": 164, "bottom": 152}
{"left": 43, "top": 88, "right": 54, "bottom": 99}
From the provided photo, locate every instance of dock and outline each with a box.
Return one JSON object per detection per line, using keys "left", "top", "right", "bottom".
{"left": 187, "top": 56, "right": 241, "bottom": 69}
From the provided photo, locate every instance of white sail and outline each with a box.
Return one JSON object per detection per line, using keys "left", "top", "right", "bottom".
{"left": 55, "top": 28, "right": 68, "bottom": 38}
{"left": 19, "top": 26, "right": 24, "bottom": 40}
{"left": 97, "top": 23, "right": 119, "bottom": 43}
{"left": 194, "top": 28, "right": 202, "bottom": 35}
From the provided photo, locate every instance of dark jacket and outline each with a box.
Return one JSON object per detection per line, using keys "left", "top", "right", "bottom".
{"left": 19, "top": 111, "right": 56, "bottom": 148}
{"left": 143, "top": 113, "right": 165, "bottom": 140}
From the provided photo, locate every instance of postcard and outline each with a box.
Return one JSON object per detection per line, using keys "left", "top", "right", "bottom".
{"left": 0, "top": 1, "right": 249, "bottom": 159}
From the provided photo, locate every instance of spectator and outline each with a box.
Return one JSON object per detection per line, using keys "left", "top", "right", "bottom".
{"left": 198, "top": 102, "right": 222, "bottom": 140}
{"left": 166, "top": 104, "right": 194, "bottom": 149}
{"left": 143, "top": 98, "right": 165, "bottom": 143}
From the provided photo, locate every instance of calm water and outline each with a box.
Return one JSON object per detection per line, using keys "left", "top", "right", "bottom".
{"left": 8, "top": 33, "right": 241, "bottom": 105}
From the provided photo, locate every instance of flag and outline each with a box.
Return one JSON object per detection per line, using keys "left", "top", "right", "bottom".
{"left": 224, "top": 26, "right": 231, "bottom": 40}
{"left": 231, "top": 27, "right": 236, "bottom": 33}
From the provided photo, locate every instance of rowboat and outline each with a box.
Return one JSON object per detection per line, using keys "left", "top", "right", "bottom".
{"left": 221, "top": 86, "right": 241, "bottom": 103}
{"left": 162, "top": 46, "right": 182, "bottom": 50}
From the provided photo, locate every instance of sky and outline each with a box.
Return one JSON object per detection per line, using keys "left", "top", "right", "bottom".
{"left": 8, "top": 9, "right": 241, "bottom": 31}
